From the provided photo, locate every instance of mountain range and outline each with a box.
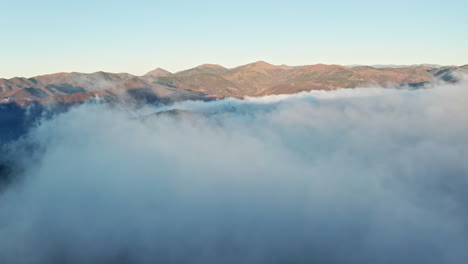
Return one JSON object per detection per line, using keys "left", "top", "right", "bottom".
{"left": 1, "top": 61, "right": 467, "bottom": 106}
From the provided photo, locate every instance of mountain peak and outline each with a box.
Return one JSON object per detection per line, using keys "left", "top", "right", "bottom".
{"left": 175, "top": 64, "right": 228, "bottom": 76}
{"left": 195, "top": 64, "right": 226, "bottom": 70}
{"left": 145, "top": 68, "right": 172, "bottom": 77}
{"left": 235, "top": 60, "right": 277, "bottom": 72}
{"left": 251, "top": 60, "right": 274, "bottom": 67}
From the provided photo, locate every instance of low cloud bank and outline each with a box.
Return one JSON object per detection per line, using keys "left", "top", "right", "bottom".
{"left": 1, "top": 81, "right": 468, "bottom": 263}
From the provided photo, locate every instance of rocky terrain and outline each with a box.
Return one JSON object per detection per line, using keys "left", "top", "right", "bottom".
{"left": 1, "top": 61, "right": 467, "bottom": 106}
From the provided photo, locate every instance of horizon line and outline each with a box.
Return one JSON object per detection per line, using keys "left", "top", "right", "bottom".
{"left": 2, "top": 61, "right": 466, "bottom": 79}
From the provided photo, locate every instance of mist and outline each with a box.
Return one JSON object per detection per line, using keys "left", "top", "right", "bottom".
{"left": 1, "top": 80, "right": 468, "bottom": 264}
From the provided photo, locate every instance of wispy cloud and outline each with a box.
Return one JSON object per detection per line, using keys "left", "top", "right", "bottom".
{"left": 1, "top": 80, "right": 468, "bottom": 263}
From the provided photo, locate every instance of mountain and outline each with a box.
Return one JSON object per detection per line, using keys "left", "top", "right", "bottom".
{"left": 348, "top": 64, "right": 447, "bottom": 69}
{"left": 1, "top": 62, "right": 467, "bottom": 106}
{"left": 175, "top": 64, "right": 229, "bottom": 77}
{"left": 144, "top": 68, "right": 173, "bottom": 77}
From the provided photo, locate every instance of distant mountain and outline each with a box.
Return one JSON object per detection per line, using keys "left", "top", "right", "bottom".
{"left": 1, "top": 62, "right": 467, "bottom": 106}
{"left": 175, "top": 64, "right": 229, "bottom": 77}
{"left": 145, "top": 68, "right": 173, "bottom": 77}
{"left": 374, "top": 64, "right": 447, "bottom": 68}
{"left": 347, "top": 64, "right": 447, "bottom": 68}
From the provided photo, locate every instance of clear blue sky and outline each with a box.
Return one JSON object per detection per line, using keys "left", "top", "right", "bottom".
{"left": 1, "top": 0, "right": 467, "bottom": 78}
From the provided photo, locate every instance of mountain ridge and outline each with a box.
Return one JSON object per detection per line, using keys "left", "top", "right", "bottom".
{"left": 1, "top": 62, "right": 467, "bottom": 106}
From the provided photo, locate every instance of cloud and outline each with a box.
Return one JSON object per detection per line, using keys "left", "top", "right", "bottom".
{"left": 1, "top": 80, "right": 468, "bottom": 263}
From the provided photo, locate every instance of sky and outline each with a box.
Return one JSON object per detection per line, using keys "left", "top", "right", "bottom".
{"left": 1, "top": 0, "right": 467, "bottom": 78}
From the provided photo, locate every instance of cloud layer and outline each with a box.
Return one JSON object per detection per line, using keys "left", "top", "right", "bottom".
{"left": 1, "top": 80, "right": 468, "bottom": 264}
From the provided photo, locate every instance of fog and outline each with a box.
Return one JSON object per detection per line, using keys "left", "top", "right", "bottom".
{"left": 1, "top": 80, "right": 468, "bottom": 263}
